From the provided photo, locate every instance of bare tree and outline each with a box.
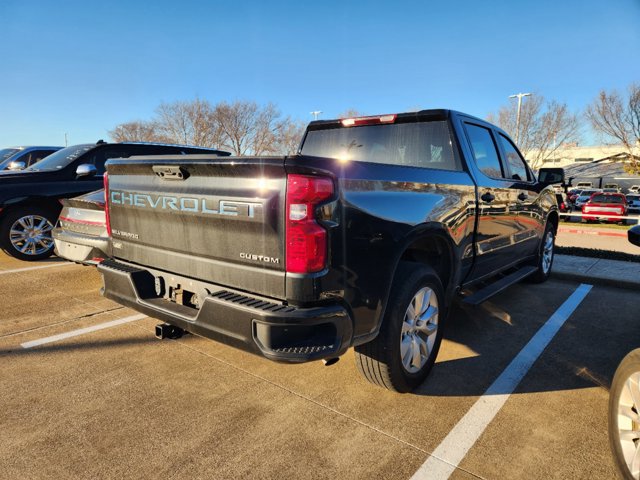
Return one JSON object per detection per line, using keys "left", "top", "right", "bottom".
{"left": 214, "top": 101, "right": 288, "bottom": 156}
{"left": 338, "top": 109, "right": 364, "bottom": 118}
{"left": 586, "top": 83, "right": 640, "bottom": 174}
{"left": 110, "top": 99, "right": 307, "bottom": 156}
{"left": 108, "top": 121, "right": 167, "bottom": 143}
{"left": 487, "top": 95, "right": 581, "bottom": 169}
{"left": 155, "top": 99, "right": 222, "bottom": 147}
{"left": 275, "top": 119, "right": 306, "bottom": 154}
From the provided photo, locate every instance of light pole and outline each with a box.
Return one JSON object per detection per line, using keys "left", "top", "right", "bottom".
{"left": 509, "top": 93, "right": 531, "bottom": 145}
{"left": 310, "top": 111, "right": 322, "bottom": 120}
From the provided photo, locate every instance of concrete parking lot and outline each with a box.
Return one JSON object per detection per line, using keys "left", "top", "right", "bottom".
{"left": 1, "top": 252, "right": 638, "bottom": 479}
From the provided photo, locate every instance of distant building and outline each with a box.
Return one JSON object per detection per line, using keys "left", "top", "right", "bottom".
{"left": 528, "top": 144, "right": 640, "bottom": 190}
{"left": 531, "top": 143, "right": 640, "bottom": 168}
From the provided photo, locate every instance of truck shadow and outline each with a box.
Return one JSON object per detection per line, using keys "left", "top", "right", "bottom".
{"left": 414, "top": 282, "right": 640, "bottom": 397}
{"left": 0, "top": 337, "right": 158, "bottom": 358}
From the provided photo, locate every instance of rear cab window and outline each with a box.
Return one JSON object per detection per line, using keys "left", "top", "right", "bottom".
{"left": 301, "top": 120, "right": 461, "bottom": 171}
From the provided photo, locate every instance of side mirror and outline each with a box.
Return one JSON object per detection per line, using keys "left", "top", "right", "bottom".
{"left": 629, "top": 225, "right": 640, "bottom": 247}
{"left": 76, "top": 164, "right": 97, "bottom": 178}
{"left": 7, "top": 161, "right": 26, "bottom": 171}
{"left": 538, "top": 167, "right": 566, "bottom": 186}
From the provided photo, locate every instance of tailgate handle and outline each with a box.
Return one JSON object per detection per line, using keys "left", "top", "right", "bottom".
{"left": 152, "top": 165, "right": 188, "bottom": 180}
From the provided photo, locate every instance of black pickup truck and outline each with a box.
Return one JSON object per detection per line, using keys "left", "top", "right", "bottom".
{"left": 0, "top": 141, "right": 229, "bottom": 261}
{"left": 98, "top": 110, "right": 562, "bottom": 392}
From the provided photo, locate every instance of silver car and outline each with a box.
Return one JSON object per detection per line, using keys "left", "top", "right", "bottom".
{"left": 574, "top": 189, "right": 602, "bottom": 209}
{"left": 626, "top": 194, "right": 640, "bottom": 214}
{"left": 52, "top": 189, "right": 108, "bottom": 265}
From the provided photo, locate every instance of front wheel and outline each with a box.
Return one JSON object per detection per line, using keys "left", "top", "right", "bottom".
{"left": 609, "top": 349, "right": 640, "bottom": 480}
{"left": 354, "top": 262, "right": 445, "bottom": 392}
{"left": 527, "top": 223, "right": 555, "bottom": 283}
{"left": 0, "top": 207, "right": 57, "bottom": 261}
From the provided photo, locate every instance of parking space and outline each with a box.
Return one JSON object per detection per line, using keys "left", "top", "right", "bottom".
{"left": 1, "top": 252, "right": 636, "bottom": 479}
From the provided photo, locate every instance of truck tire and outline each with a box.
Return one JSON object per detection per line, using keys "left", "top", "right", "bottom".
{"left": 609, "top": 349, "right": 640, "bottom": 480}
{"left": 527, "top": 222, "right": 555, "bottom": 284}
{"left": 0, "top": 206, "right": 57, "bottom": 261}
{"left": 354, "top": 262, "right": 445, "bottom": 392}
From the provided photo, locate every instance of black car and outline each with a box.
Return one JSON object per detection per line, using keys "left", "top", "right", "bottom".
{"left": 0, "top": 141, "right": 230, "bottom": 261}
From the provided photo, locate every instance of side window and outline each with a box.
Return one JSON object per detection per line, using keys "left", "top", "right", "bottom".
{"left": 138, "top": 146, "right": 181, "bottom": 156}
{"left": 28, "top": 150, "right": 55, "bottom": 166}
{"left": 464, "top": 123, "right": 504, "bottom": 179}
{"left": 85, "top": 149, "right": 131, "bottom": 174}
{"left": 498, "top": 134, "right": 530, "bottom": 181}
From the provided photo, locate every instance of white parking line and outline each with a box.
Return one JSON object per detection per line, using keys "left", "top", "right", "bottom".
{"left": 0, "top": 262, "right": 74, "bottom": 275}
{"left": 411, "top": 283, "right": 593, "bottom": 480}
{"left": 20, "top": 313, "right": 147, "bottom": 349}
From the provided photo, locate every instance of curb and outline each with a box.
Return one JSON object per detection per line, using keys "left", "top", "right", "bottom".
{"left": 552, "top": 270, "right": 640, "bottom": 291}
{"left": 558, "top": 228, "right": 628, "bottom": 238}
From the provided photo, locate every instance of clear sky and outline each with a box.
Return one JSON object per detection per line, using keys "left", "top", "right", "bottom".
{"left": 1, "top": 0, "right": 639, "bottom": 147}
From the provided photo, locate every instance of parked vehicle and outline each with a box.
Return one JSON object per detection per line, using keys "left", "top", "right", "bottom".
{"left": 629, "top": 185, "right": 640, "bottom": 194}
{"left": 604, "top": 183, "right": 620, "bottom": 192}
{"left": 0, "top": 146, "right": 62, "bottom": 171}
{"left": 582, "top": 193, "right": 628, "bottom": 223}
{"left": 626, "top": 194, "right": 640, "bottom": 214}
{"left": 0, "top": 141, "right": 230, "bottom": 261}
{"left": 556, "top": 194, "right": 569, "bottom": 213}
{"left": 609, "top": 225, "right": 640, "bottom": 480}
{"left": 603, "top": 188, "right": 621, "bottom": 193}
{"left": 574, "top": 189, "right": 601, "bottom": 209}
{"left": 576, "top": 181, "right": 593, "bottom": 188}
{"left": 568, "top": 189, "right": 583, "bottom": 205}
{"left": 98, "top": 109, "right": 562, "bottom": 392}
{"left": 52, "top": 189, "right": 108, "bottom": 265}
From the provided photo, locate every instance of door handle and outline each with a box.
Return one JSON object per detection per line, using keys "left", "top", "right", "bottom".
{"left": 481, "top": 192, "right": 495, "bottom": 203}
{"left": 518, "top": 192, "right": 529, "bottom": 201}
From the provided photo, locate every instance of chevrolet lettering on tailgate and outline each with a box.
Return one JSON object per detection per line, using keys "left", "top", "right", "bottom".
{"left": 110, "top": 191, "right": 262, "bottom": 218}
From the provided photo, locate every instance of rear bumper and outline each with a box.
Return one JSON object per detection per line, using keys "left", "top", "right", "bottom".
{"left": 97, "top": 259, "right": 353, "bottom": 363}
{"left": 52, "top": 228, "right": 109, "bottom": 265}
{"left": 582, "top": 213, "right": 624, "bottom": 222}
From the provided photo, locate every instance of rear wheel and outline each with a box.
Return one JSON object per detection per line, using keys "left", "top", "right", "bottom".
{"left": 354, "top": 262, "right": 445, "bottom": 392}
{"left": 0, "top": 206, "right": 57, "bottom": 261}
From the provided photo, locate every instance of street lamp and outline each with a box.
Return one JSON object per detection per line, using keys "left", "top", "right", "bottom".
{"left": 509, "top": 93, "right": 531, "bottom": 145}
{"left": 310, "top": 111, "right": 322, "bottom": 120}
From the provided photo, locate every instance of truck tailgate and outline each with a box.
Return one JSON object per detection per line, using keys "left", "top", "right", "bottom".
{"left": 106, "top": 156, "right": 286, "bottom": 299}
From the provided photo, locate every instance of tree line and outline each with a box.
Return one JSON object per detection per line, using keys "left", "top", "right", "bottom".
{"left": 110, "top": 83, "right": 639, "bottom": 173}
{"left": 109, "top": 99, "right": 306, "bottom": 156}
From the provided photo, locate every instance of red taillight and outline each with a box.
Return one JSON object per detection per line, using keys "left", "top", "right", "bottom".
{"left": 103, "top": 172, "right": 111, "bottom": 236}
{"left": 285, "top": 174, "right": 334, "bottom": 273}
{"left": 59, "top": 216, "right": 106, "bottom": 227}
{"left": 341, "top": 114, "right": 397, "bottom": 127}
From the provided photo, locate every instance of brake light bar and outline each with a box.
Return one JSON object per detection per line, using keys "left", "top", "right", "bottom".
{"left": 341, "top": 114, "right": 397, "bottom": 127}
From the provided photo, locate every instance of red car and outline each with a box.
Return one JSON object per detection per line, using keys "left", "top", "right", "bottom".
{"left": 582, "top": 192, "right": 628, "bottom": 223}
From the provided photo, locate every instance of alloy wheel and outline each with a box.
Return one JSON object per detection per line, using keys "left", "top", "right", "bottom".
{"left": 400, "top": 287, "right": 439, "bottom": 373}
{"left": 9, "top": 215, "right": 54, "bottom": 256}
{"left": 542, "top": 230, "right": 554, "bottom": 274}
{"left": 616, "top": 370, "right": 640, "bottom": 479}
